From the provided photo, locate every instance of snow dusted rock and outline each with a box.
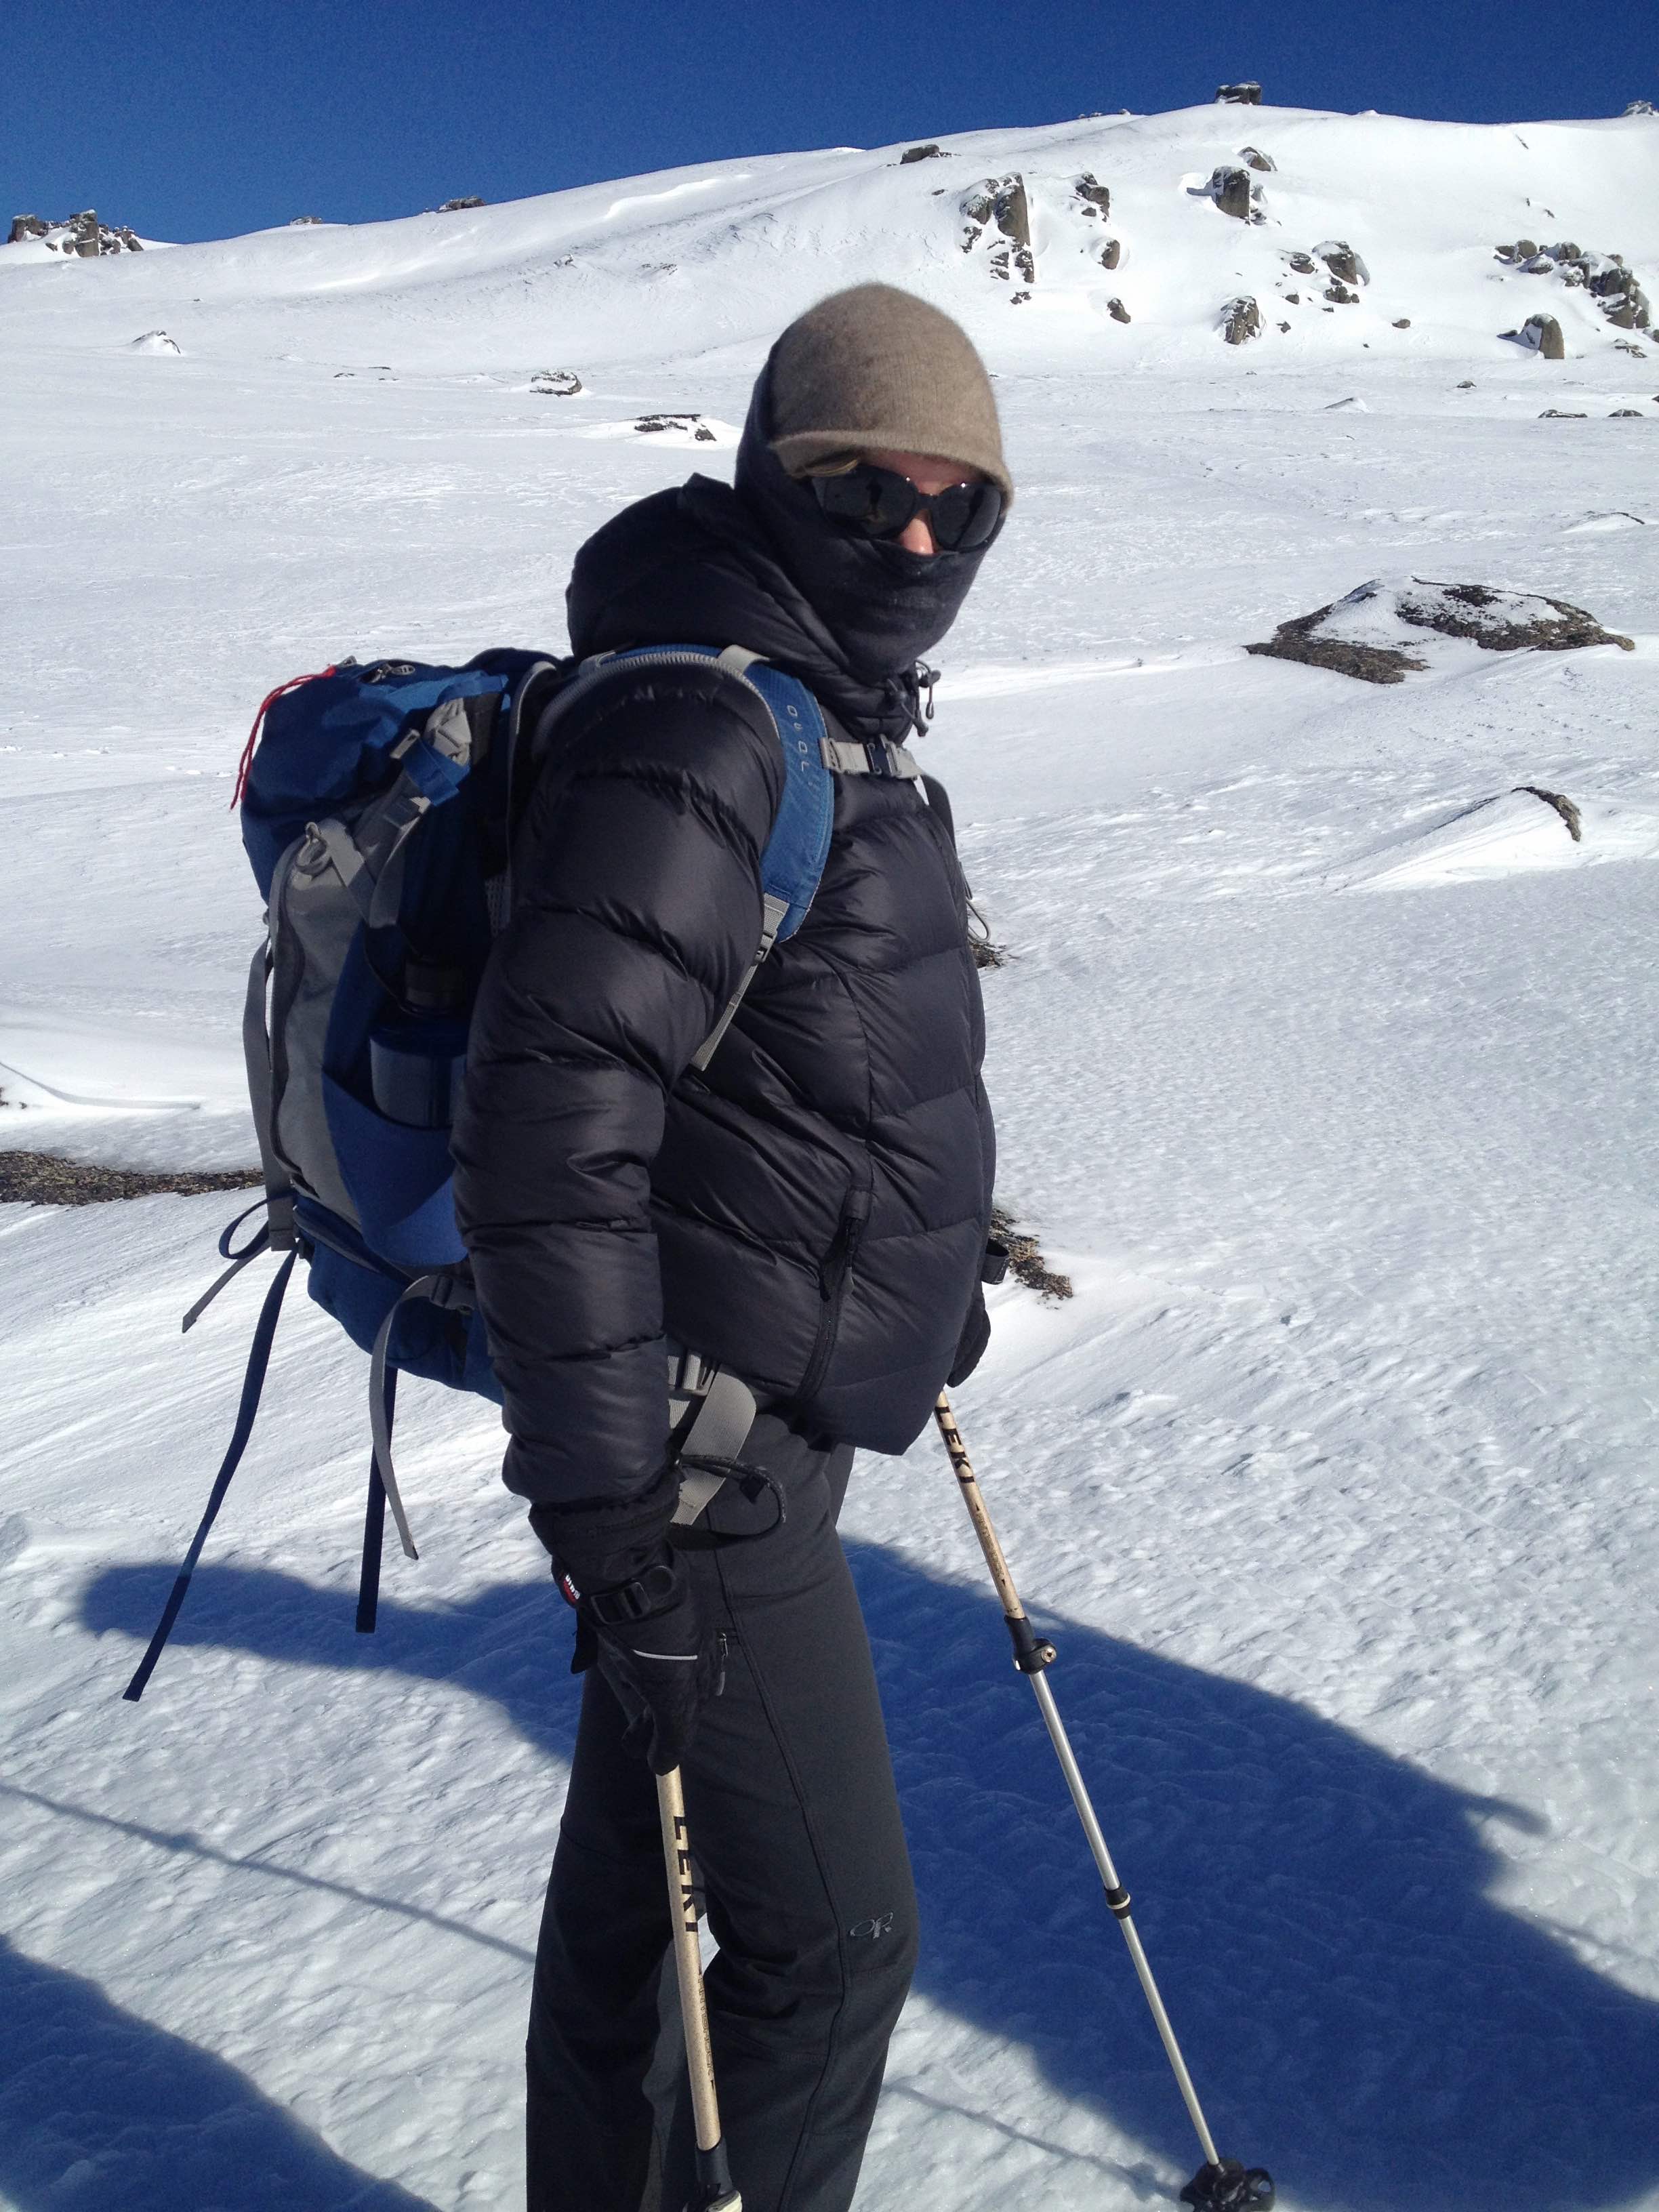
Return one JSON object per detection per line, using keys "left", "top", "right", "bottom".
{"left": 1073, "top": 173, "right": 1111, "bottom": 216}
{"left": 1107, "top": 295, "right": 1131, "bottom": 322}
{"left": 288, "top": 215, "right": 324, "bottom": 226}
{"left": 1221, "top": 295, "right": 1262, "bottom": 344}
{"left": 899, "top": 144, "right": 944, "bottom": 163}
{"left": 1098, "top": 237, "right": 1122, "bottom": 269}
{"left": 1494, "top": 239, "right": 1650, "bottom": 331}
{"left": 1240, "top": 145, "right": 1277, "bottom": 171}
{"left": 436, "top": 196, "right": 486, "bottom": 212}
{"left": 129, "top": 330, "right": 180, "bottom": 354}
{"left": 958, "top": 175, "right": 1034, "bottom": 287}
{"left": 1625, "top": 98, "right": 1656, "bottom": 115}
{"left": 1215, "top": 81, "right": 1263, "bottom": 104}
{"left": 1515, "top": 785, "right": 1583, "bottom": 840}
{"left": 634, "top": 412, "right": 716, "bottom": 442}
{"left": 1502, "top": 311, "right": 1566, "bottom": 358}
{"left": 1247, "top": 576, "right": 1635, "bottom": 683}
{"left": 1206, "top": 165, "right": 1257, "bottom": 221}
{"left": 1315, "top": 240, "right": 1370, "bottom": 287}
{"left": 1540, "top": 407, "right": 1588, "bottom": 417}
{"left": 530, "top": 368, "right": 583, "bottom": 395}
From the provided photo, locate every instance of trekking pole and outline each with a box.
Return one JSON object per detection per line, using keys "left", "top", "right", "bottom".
{"left": 657, "top": 1768, "right": 741, "bottom": 2212}
{"left": 932, "top": 1393, "right": 1275, "bottom": 2212}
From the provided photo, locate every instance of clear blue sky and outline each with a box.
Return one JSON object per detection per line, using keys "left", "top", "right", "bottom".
{"left": 3, "top": 0, "right": 1654, "bottom": 243}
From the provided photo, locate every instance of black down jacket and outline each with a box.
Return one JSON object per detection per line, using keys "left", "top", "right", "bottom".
{"left": 452, "top": 451, "right": 996, "bottom": 1514}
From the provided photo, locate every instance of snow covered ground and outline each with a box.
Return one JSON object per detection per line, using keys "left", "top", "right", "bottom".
{"left": 3, "top": 102, "right": 1659, "bottom": 2212}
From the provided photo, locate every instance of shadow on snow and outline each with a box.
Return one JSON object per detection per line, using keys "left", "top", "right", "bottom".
{"left": 0, "top": 1932, "right": 437, "bottom": 2212}
{"left": 74, "top": 1544, "right": 1659, "bottom": 2212}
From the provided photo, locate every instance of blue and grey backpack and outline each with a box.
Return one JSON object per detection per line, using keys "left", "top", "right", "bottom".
{"left": 124, "top": 642, "right": 923, "bottom": 1699}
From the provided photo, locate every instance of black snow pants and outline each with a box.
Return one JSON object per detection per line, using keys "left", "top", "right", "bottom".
{"left": 526, "top": 1414, "right": 918, "bottom": 2212}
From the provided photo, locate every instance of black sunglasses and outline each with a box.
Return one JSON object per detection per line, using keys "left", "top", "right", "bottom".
{"left": 811, "top": 462, "right": 1004, "bottom": 551}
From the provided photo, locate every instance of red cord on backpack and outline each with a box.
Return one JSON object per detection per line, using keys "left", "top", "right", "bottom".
{"left": 231, "top": 665, "right": 339, "bottom": 811}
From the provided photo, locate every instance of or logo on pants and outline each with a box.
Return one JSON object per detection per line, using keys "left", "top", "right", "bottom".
{"left": 849, "top": 1911, "right": 895, "bottom": 1940}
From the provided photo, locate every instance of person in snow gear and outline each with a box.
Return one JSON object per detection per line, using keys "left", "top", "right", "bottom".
{"left": 451, "top": 281, "right": 1008, "bottom": 2212}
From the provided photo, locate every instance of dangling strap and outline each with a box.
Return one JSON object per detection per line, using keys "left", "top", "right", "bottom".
{"left": 368, "top": 1284, "right": 433, "bottom": 1561}
{"left": 123, "top": 1250, "right": 297, "bottom": 1701}
{"left": 356, "top": 1365, "right": 398, "bottom": 1634}
{"left": 181, "top": 1202, "right": 272, "bottom": 1333}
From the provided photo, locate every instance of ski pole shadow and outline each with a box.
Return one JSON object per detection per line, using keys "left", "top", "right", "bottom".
{"left": 0, "top": 1932, "right": 438, "bottom": 2212}
{"left": 81, "top": 1550, "right": 1659, "bottom": 2212}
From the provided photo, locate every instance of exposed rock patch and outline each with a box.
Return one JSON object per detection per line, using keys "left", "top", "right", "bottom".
{"left": 1247, "top": 577, "right": 1635, "bottom": 684}
{"left": 1514, "top": 786, "right": 1582, "bottom": 840}
{"left": 531, "top": 368, "right": 583, "bottom": 395}
{"left": 289, "top": 215, "right": 324, "bottom": 226}
{"left": 900, "top": 144, "right": 944, "bottom": 163}
{"left": 1216, "top": 81, "right": 1263, "bottom": 104}
{"left": 1107, "top": 296, "right": 1131, "bottom": 323}
{"left": 1073, "top": 174, "right": 1111, "bottom": 216}
{"left": 435, "top": 196, "right": 486, "bottom": 212}
{"left": 0, "top": 1152, "right": 255, "bottom": 1208}
{"left": 129, "top": 330, "right": 180, "bottom": 354}
{"left": 1098, "top": 237, "right": 1121, "bottom": 270}
{"left": 1240, "top": 145, "right": 1276, "bottom": 171}
{"left": 1221, "top": 295, "right": 1261, "bottom": 344}
{"left": 635, "top": 413, "right": 716, "bottom": 441}
{"left": 988, "top": 1204, "right": 1073, "bottom": 1303}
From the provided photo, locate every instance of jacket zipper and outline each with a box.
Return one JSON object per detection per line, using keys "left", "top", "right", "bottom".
{"left": 798, "top": 1179, "right": 872, "bottom": 1404}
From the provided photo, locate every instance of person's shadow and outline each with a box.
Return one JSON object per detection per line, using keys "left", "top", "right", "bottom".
{"left": 0, "top": 1932, "right": 438, "bottom": 2211}
{"left": 76, "top": 1545, "right": 1659, "bottom": 2212}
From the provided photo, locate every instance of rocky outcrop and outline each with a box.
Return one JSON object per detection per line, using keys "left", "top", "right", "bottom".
{"left": 531, "top": 369, "right": 583, "bottom": 395}
{"left": 1625, "top": 99, "right": 1656, "bottom": 115}
{"left": 1098, "top": 237, "right": 1121, "bottom": 269}
{"left": 1073, "top": 173, "right": 1110, "bottom": 216}
{"left": 1494, "top": 239, "right": 1650, "bottom": 331}
{"left": 1221, "top": 295, "right": 1262, "bottom": 344}
{"left": 1107, "top": 296, "right": 1131, "bottom": 323}
{"left": 436, "top": 196, "right": 486, "bottom": 212}
{"left": 900, "top": 144, "right": 943, "bottom": 163}
{"left": 288, "top": 215, "right": 324, "bottom": 226}
{"left": 1246, "top": 577, "right": 1635, "bottom": 683}
{"left": 1393, "top": 317, "right": 1412, "bottom": 327}
{"left": 1216, "top": 82, "right": 1263, "bottom": 104}
{"left": 1240, "top": 145, "right": 1276, "bottom": 171}
{"left": 9, "top": 209, "right": 140, "bottom": 254}
{"left": 1504, "top": 312, "right": 1566, "bottom": 359}
{"left": 960, "top": 175, "right": 1034, "bottom": 285}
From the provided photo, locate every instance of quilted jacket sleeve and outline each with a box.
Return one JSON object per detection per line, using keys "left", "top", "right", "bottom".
{"left": 451, "top": 663, "right": 784, "bottom": 1512}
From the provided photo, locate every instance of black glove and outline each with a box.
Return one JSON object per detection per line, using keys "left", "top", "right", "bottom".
{"left": 529, "top": 1474, "right": 726, "bottom": 1775}
{"left": 947, "top": 1286, "right": 991, "bottom": 1387}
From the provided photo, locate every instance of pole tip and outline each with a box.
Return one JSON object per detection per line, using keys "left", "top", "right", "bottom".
{"left": 1181, "top": 2160, "right": 1274, "bottom": 2211}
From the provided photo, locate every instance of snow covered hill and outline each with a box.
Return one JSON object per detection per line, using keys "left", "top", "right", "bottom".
{"left": 3, "top": 99, "right": 1659, "bottom": 2212}
{"left": 3, "top": 104, "right": 1657, "bottom": 371}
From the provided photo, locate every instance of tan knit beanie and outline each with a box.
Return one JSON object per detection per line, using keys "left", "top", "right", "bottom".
{"left": 767, "top": 283, "right": 1012, "bottom": 506}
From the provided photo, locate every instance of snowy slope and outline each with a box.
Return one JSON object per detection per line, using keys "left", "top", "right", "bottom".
{"left": 4, "top": 101, "right": 1659, "bottom": 2212}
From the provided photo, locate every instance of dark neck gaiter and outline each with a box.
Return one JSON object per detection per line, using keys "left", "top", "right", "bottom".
{"left": 732, "top": 361, "right": 990, "bottom": 687}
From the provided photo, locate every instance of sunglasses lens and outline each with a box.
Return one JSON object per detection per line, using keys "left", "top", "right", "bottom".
{"left": 929, "top": 482, "right": 1004, "bottom": 550}
{"left": 815, "top": 465, "right": 919, "bottom": 536}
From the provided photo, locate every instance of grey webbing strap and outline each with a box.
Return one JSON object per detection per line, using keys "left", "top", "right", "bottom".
{"left": 819, "top": 735, "right": 922, "bottom": 779}
{"left": 668, "top": 1364, "right": 760, "bottom": 1526}
{"left": 716, "top": 645, "right": 762, "bottom": 676}
{"left": 689, "top": 891, "right": 790, "bottom": 1072}
{"left": 241, "top": 937, "right": 294, "bottom": 1249}
{"left": 182, "top": 1241, "right": 267, "bottom": 1334}
{"left": 369, "top": 1284, "right": 431, "bottom": 1560}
